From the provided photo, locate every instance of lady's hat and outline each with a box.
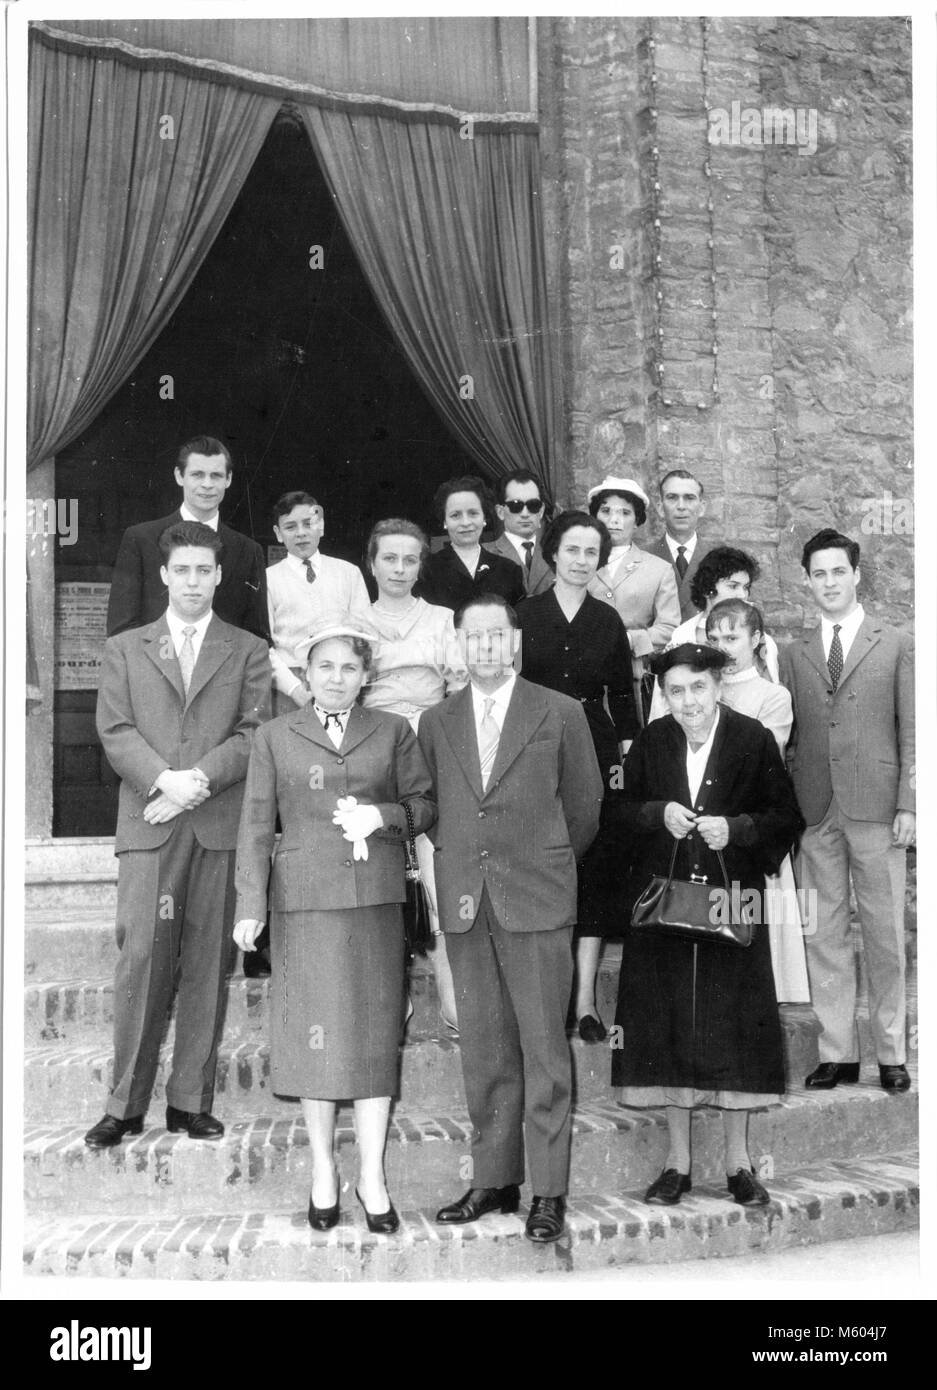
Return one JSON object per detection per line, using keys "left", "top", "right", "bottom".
{"left": 650, "top": 642, "right": 728, "bottom": 679}
{"left": 586, "top": 475, "right": 650, "bottom": 508}
{"left": 296, "top": 612, "right": 377, "bottom": 667}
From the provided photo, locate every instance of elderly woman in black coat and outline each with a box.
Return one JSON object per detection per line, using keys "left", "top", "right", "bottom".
{"left": 612, "top": 643, "right": 804, "bottom": 1208}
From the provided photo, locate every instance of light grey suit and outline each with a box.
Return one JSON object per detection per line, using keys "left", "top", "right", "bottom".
{"left": 644, "top": 534, "right": 714, "bottom": 624}
{"left": 779, "top": 615, "right": 914, "bottom": 1065}
{"left": 485, "top": 533, "right": 554, "bottom": 598}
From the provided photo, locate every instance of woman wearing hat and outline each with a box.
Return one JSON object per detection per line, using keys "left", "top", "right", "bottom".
{"left": 233, "top": 615, "right": 435, "bottom": 1235}
{"left": 585, "top": 476, "right": 680, "bottom": 721}
{"left": 611, "top": 643, "right": 803, "bottom": 1208}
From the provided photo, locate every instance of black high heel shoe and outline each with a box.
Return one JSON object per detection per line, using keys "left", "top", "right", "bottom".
{"left": 355, "top": 1186, "right": 399, "bottom": 1235}
{"left": 307, "top": 1194, "right": 340, "bottom": 1231}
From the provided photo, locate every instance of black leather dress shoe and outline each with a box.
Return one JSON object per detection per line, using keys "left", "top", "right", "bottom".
{"left": 578, "top": 1014, "right": 608, "bottom": 1044}
{"left": 308, "top": 1196, "right": 340, "bottom": 1231}
{"left": 165, "top": 1106, "right": 224, "bottom": 1139}
{"left": 727, "top": 1168, "right": 770, "bottom": 1206}
{"left": 645, "top": 1168, "right": 692, "bottom": 1205}
{"left": 84, "top": 1114, "right": 144, "bottom": 1149}
{"left": 355, "top": 1188, "right": 399, "bottom": 1235}
{"left": 805, "top": 1061, "right": 860, "bottom": 1089}
{"left": 525, "top": 1195, "right": 566, "bottom": 1243}
{"left": 879, "top": 1064, "right": 911, "bottom": 1093}
{"left": 435, "top": 1184, "right": 521, "bottom": 1224}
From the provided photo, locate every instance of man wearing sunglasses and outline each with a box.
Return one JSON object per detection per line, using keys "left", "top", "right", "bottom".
{"left": 489, "top": 470, "right": 554, "bottom": 598}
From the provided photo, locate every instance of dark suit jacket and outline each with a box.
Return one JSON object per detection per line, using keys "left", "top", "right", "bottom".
{"left": 417, "top": 677, "right": 603, "bottom": 934}
{"left": 106, "top": 509, "right": 271, "bottom": 643}
{"left": 778, "top": 616, "right": 914, "bottom": 826}
{"left": 415, "top": 544, "right": 525, "bottom": 612}
{"left": 234, "top": 704, "right": 435, "bottom": 921}
{"left": 485, "top": 533, "right": 555, "bottom": 597}
{"left": 96, "top": 614, "right": 271, "bottom": 853}
{"left": 645, "top": 534, "right": 714, "bottom": 624}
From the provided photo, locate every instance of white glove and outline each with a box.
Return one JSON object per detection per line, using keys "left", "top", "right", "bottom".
{"left": 332, "top": 796, "right": 384, "bottom": 861}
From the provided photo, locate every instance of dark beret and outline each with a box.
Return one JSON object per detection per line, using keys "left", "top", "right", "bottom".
{"left": 650, "top": 643, "right": 728, "bottom": 679}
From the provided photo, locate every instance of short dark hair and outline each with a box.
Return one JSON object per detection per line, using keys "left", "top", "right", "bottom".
{"left": 453, "top": 592, "right": 518, "bottom": 630}
{"left": 540, "top": 510, "right": 611, "bottom": 571}
{"left": 158, "top": 520, "right": 223, "bottom": 563}
{"left": 367, "top": 517, "right": 430, "bottom": 569}
{"left": 433, "top": 475, "right": 495, "bottom": 529}
{"left": 177, "top": 436, "right": 232, "bottom": 475}
{"left": 659, "top": 468, "right": 704, "bottom": 499}
{"left": 588, "top": 488, "right": 647, "bottom": 529}
{"left": 705, "top": 597, "right": 765, "bottom": 640}
{"left": 801, "top": 528, "right": 860, "bottom": 573}
{"left": 495, "top": 470, "right": 545, "bottom": 505}
{"left": 273, "top": 490, "right": 320, "bottom": 528}
{"left": 690, "top": 545, "right": 760, "bottom": 611}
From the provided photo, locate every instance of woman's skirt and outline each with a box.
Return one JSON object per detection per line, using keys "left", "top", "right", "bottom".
{"left": 269, "top": 903, "right": 405, "bottom": 1100}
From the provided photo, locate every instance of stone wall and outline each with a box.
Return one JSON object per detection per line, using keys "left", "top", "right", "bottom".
{"left": 539, "top": 15, "right": 913, "bottom": 636}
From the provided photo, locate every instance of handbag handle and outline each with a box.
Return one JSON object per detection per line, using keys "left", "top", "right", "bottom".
{"left": 662, "top": 835, "right": 729, "bottom": 892}
{"left": 401, "top": 800, "right": 421, "bottom": 881}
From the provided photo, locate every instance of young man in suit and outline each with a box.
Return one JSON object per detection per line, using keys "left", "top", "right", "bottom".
{"left": 779, "top": 528, "right": 915, "bottom": 1093}
{"left": 106, "top": 435, "right": 270, "bottom": 643}
{"left": 84, "top": 521, "right": 270, "bottom": 1148}
{"left": 418, "top": 595, "right": 603, "bottom": 1242}
{"left": 487, "top": 470, "right": 554, "bottom": 597}
{"left": 266, "top": 490, "right": 372, "bottom": 717}
{"left": 645, "top": 469, "right": 713, "bottom": 622}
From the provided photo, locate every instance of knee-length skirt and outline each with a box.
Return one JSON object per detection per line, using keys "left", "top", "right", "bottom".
{"left": 269, "top": 904, "right": 405, "bottom": 1100}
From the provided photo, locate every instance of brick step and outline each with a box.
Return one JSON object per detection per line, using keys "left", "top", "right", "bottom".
{"left": 24, "top": 1004, "right": 825, "bottom": 1123}
{"left": 25, "top": 842, "right": 118, "bottom": 913}
{"left": 24, "top": 1083, "right": 917, "bottom": 1216}
{"left": 22, "top": 1150, "right": 919, "bottom": 1281}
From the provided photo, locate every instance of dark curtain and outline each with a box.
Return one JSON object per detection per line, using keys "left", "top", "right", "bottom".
{"left": 302, "top": 107, "right": 561, "bottom": 498}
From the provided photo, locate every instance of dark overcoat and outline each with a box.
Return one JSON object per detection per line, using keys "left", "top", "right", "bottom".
{"left": 414, "top": 543, "right": 525, "bottom": 612}
{"left": 611, "top": 705, "right": 804, "bottom": 1094}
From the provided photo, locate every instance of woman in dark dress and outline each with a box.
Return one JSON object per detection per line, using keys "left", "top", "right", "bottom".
{"left": 517, "top": 511, "right": 639, "bottom": 1042}
{"left": 415, "top": 474, "right": 525, "bottom": 612}
{"left": 611, "top": 643, "right": 803, "bottom": 1207}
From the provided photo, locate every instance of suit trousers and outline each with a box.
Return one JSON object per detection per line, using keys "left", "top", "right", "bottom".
{"left": 445, "top": 888, "right": 574, "bottom": 1196}
{"left": 796, "top": 798, "right": 907, "bottom": 1065}
{"left": 107, "top": 820, "right": 236, "bottom": 1119}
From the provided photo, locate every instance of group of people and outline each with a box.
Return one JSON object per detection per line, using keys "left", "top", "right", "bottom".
{"left": 82, "top": 436, "right": 915, "bottom": 1246}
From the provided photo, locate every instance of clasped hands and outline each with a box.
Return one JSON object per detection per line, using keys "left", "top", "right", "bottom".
{"left": 143, "top": 768, "right": 210, "bottom": 824}
{"left": 332, "top": 796, "right": 383, "bottom": 860}
{"left": 664, "top": 802, "right": 729, "bottom": 851}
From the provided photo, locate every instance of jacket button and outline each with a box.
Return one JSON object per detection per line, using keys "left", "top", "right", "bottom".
{"left": 336, "top": 757, "right": 344, "bottom": 765}
{"left": 480, "top": 850, "right": 489, "bottom": 859}
{"left": 478, "top": 811, "right": 487, "bottom": 818}
{"left": 344, "top": 859, "right": 352, "bottom": 867}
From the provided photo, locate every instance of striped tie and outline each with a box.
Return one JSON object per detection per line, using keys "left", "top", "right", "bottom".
{"left": 478, "top": 697, "right": 500, "bottom": 791}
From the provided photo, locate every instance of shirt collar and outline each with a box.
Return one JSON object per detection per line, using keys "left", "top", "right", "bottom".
{"left": 503, "top": 530, "right": 535, "bottom": 560}
{"left": 470, "top": 671, "right": 517, "bottom": 716}
{"left": 666, "top": 532, "right": 697, "bottom": 562}
{"left": 286, "top": 550, "right": 319, "bottom": 575}
{"left": 313, "top": 703, "right": 351, "bottom": 725}
{"left": 179, "top": 504, "right": 219, "bottom": 530}
{"left": 165, "top": 607, "right": 213, "bottom": 643}
{"left": 821, "top": 604, "right": 864, "bottom": 644}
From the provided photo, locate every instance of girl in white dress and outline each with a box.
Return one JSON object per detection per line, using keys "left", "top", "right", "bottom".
{"left": 704, "top": 599, "right": 810, "bottom": 1003}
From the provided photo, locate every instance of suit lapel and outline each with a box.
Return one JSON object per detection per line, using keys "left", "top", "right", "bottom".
{"left": 439, "top": 686, "right": 485, "bottom": 801}
{"left": 800, "top": 627, "right": 829, "bottom": 686}
{"left": 487, "top": 679, "right": 548, "bottom": 791}
{"left": 184, "top": 616, "right": 233, "bottom": 707}
{"left": 837, "top": 617, "right": 881, "bottom": 689}
{"left": 338, "top": 703, "right": 381, "bottom": 756}
{"left": 287, "top": 704, "right": 339, "bottom": 753}
{"left": 142, "top": 617, "right": 185, "bottom": 702}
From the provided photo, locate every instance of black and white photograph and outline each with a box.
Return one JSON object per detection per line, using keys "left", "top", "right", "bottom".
{"left": 3, "top": 0, "right": 934, "bottom": 1321}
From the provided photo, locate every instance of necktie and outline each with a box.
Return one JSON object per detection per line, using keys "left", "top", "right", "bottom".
{"left": 179, "top": 626, "right": 196, "bottom": 694}
{"left": 522, "top": 542, "right": 534, "bottom": 573}
{"left": 304, "top": 559, "right": 316, "bottom": 583}
{"left": 675, "top": 545, "right": 688, "bottom": 580}
{"left": 478, "top": 696, "right": 500, "bottom": 791}
{"left": 827, "top": 624, "right": 844, "bottom": 691}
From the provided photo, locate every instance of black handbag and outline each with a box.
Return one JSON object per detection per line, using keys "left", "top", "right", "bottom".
{"left": 401, "top": 800, "right": 433, "bottom": 955}
{"left": 630, "top": 839, "right": 754, "bottom": 948}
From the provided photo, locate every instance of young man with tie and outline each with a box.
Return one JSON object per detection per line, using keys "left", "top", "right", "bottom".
{"left": 106, "top": 436, "right": 270, "bottom": 643}
{"left": 646, "top": 469, "right": 713, "bottom": 622}
{"left": 487, "top": 470, "right": 555, "bottom": 597}
{"left": 266, "top": 491, "right": 372, "bottom": 717}
{"left": 85, "top": 521, "right": 270, "bottom": 1148}
{"left": 779, "top": 528, "right": 915, "bottom": 1093}
{"left": 418, "top": 595, "right": 602, "bottom": 1242}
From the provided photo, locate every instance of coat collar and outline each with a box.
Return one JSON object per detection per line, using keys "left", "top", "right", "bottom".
{"left": 286, "top": 701, "right": 380, "bottom": 756}
{"left": 797, "top": 616, "right": 882, "bottom": 690}
{"left": 593, "top": 544, "right": 649, "bottom": 592}
{"left": 437, "top": 677, "right": 548, "bottom": 801}
{"left": 141, "top": 613, "right": 232, "bottom": 706}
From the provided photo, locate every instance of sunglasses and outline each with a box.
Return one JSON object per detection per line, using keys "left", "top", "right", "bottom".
{"left": 503, "top": 498, "right": 544, "bottom": 514}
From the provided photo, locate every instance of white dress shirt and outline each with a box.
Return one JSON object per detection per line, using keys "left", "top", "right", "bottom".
{"left": 165, "top": 606, "right": 213, "bottom": 663}
{"left": 179, "top": 505, "right": 220, "bottom": 530}
{"left": 820, "top": 604, "right": 864, "bottom": 664}
{"left": 665, "top": 533, "right": 698, "bottom": 565}
{"left": 502, "top": 530, "right": 536, "bottom": 565}
{"left": 312, "top": 704, "right": 351, "bottom": 749}
{"left": 686, "top": 707, "right": 721, "bottom": 805}
{"left": 470, "top": 672, "right": 517, "bottom": 743}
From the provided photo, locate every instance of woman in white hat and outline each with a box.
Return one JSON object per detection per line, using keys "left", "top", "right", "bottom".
{"left": 233, "top": 615, "right": 435, "bottom": 1236}
{"left": 585, "top": 476, "right": 680, "bottom": 721}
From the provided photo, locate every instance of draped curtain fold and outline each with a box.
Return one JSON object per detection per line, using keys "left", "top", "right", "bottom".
{"left": 301, "top": 107, "right": 560, "bottom": 498}
{"left": 27, "top": 40, "right": 281, "bottom": 467}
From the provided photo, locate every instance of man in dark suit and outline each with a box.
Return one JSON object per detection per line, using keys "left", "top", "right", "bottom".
{"left": 418, "top": 595, "right": 602, "bottom": 1242}
{"left": 645, "top": 469, "right": 713, "bottom": 622}
{"left": 779, "top": 528, "right": 915, "bottom": 1094}
{"left": 487, "top": 469, "right": 554, "bottom": 598}
{"left": 106, "top": 435, "right": 270, "bottom": 643}
{"left": 84, "top": 521, "right": 270, "bottom": 1148}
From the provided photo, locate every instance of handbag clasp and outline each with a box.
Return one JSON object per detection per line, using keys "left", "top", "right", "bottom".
{"left": 688, "top": 872, "right": 709, "bottom": 884}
